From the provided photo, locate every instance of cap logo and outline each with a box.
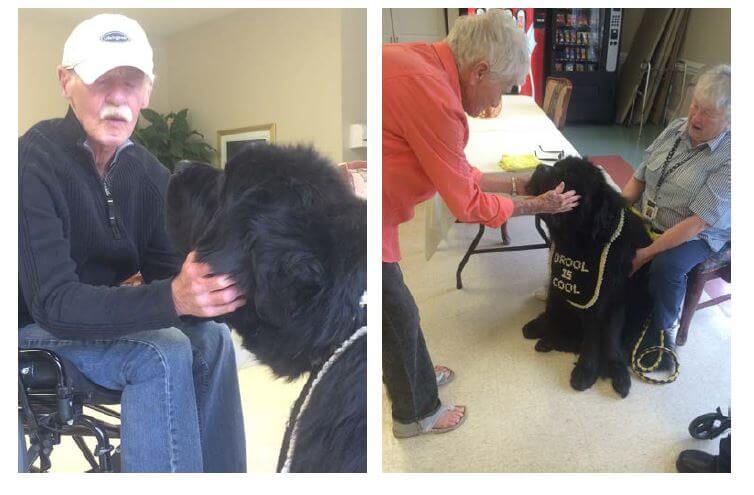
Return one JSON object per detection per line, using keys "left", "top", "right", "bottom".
{"left": 101, "top": 31, "right": 129, "bottom": 42}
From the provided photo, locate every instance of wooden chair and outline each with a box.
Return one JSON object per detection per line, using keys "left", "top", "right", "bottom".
{"left": 677, "top": 244, "right": 731, "bottom": 346}
{"left": 543, "top": 77, "right": 573, "bottom": 129}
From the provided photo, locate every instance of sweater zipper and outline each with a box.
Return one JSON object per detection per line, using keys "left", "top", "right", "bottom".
{"left": 102, "top": 175, "right": 122, "bottom": 240}
{"left": 78, "top": 140, "right": 127, "bottom": 240}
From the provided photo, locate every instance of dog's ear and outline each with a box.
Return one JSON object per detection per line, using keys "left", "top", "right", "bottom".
{"left": 249, "top": 218, "right": 327, "bottom": 329}
{"left": 200, "top": 188, "right": 329, "bottom": 329}
{"left": 589, "top": 176, "right": 626, "bottom": 242}
{"left": 266, "top": 249, "right": 323, "bottom": 322}
{"left": 194, "top": 220, "right": 323, "bottom": 332}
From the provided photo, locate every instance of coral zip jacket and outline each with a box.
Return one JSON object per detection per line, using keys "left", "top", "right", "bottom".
{"left": 382, "top": 41, "right": 514, "bottom": 262}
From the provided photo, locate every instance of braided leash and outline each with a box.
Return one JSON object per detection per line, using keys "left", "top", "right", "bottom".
{"left": 280, "top": 325, "right": 366, "bottom": 472}
{"left": 630, "top": 318, "right": 680, "bottom": 384}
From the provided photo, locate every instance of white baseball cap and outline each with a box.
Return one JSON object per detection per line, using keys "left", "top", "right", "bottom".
{"left": 62, "top": 14, "right": 154, "bottom": 85}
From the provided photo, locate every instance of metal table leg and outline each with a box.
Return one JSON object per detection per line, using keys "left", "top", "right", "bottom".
{"left": 456, "top": 216, "right": 550, "bottom": 290}
{"left": 500, "top": 222, "right": 511, "bottom": 245}
{"left": 456, "top": 224, "right": 486, "bottom": 289}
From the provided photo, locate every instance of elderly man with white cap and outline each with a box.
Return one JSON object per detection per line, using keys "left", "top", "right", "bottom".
{"left": 19, "top": 14, "right": 246, "bottom": 472}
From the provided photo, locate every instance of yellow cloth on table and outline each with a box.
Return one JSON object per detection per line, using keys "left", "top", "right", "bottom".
{"left": 498, "top": 153, "right": 539, "bottom": 171}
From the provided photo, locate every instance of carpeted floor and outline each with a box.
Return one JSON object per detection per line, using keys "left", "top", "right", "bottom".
{"left": 382, "top": 203, "right": 731, "bottom": 473}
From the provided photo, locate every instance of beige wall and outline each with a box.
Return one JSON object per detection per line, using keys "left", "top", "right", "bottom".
{"left": 620, "top": 8, "right": 730, "bottom": 67}
{"left": 680, "top": 8, "right": 731, "bottom": 65}
{"left": 165, "top": 9, "right": 345, "bottom": 164}
{"left": 341, "top": 9, "right": 367, "bottom": 162}
{"left": 18, "top": 10, "right": 170, "bottom": 135}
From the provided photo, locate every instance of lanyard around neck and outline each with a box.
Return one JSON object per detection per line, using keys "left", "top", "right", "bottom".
{"left": 654, "top": 136, "right": 700, "bottom": 200}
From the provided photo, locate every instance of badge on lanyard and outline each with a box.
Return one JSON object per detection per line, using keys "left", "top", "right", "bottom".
{"left": 642, "top": 199, "right": 658, "bottom": 221}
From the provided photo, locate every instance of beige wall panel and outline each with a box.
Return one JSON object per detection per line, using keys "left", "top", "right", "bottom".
{"left": 679, "top": 8, "right": 730, "bottom": 65}
{"left": 165, "top": 9, "right": 344, "bottom": 165}
{"left": 341, "top": 9, "right": 367, "bottom": 163}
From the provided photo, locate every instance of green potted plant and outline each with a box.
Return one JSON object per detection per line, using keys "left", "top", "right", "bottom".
{"left": 132, "top": 108, "right": 215, "bottom": 172}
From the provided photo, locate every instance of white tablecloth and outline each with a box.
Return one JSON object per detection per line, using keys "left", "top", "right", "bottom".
{"left": 424, "top": 95, "right": 580, "bottom": 260}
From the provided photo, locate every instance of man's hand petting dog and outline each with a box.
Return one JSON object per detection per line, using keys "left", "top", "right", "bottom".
{"left": 171, "top": 251, "right": 247, "bottom": 317}
{"left": 512, "top": 181, "right": 581, "bottom": 216}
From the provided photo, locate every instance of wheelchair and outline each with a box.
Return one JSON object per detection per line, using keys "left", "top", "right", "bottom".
{"left": 19, "top": 349, "right": 122, "bottom": 472}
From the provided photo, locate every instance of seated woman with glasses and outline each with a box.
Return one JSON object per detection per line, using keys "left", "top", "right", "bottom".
{"left": 621, "top": 64, "right": 731, "bottom": 350}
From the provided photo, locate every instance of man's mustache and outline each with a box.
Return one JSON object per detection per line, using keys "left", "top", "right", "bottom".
{"left": 100, "top": 105, "right": 133, "bottom": 123}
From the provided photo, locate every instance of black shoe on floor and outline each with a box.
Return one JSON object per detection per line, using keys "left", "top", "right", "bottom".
{"left": 677, "top": 435, "right": 731, "bottom": 473}
{"left": 676, "top": 449, "right": 718, "bottom": 473}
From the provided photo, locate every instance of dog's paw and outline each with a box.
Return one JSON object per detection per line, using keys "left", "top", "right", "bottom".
{"left": 609, "top": 367, "right": 631, "bottom": 398}
{"left": 557, "top": 340, "right": 581, "bottom": 354}
{"left": 570, "top": 364, "right": 598, "bottom": 391}
{"left": 547, "top": 337, "right": 580, "bottom": 354}
{"left": 535, "top": 338, "right": 554, "bottom": 352}
{"left": 523, "top": 316, "right": 547, "bottom": 339}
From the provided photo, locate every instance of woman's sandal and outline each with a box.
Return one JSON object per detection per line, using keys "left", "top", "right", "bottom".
{"left": 392, "top": 404, "right": 467, "bottom": 438}
{"left": 435, "top": 366, "right": 455, "bottom": 387}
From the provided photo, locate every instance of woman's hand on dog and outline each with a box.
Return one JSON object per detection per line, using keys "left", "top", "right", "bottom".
{"left": 512, "top": 181, "right": 580, "bottom": 216}
{"left": 539, "top": 182, "right": 580, "bottom": 213}
{"left": 171, "top": 251, "right": 247, "bottom": 317}
{"left": 630, "top": 247, "right": 652, "bottom": 277}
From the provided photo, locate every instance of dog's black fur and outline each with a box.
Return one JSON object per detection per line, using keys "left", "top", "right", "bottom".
{"left": 166, "top": 144, "right": 366, "bottom": 472}
{"left": 522, "top": 157, "right": 655, "bottom": 398}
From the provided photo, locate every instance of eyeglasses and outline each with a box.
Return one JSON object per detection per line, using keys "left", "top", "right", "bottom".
{"left": 535, "top": 145, "right": 564, "bottom": 162}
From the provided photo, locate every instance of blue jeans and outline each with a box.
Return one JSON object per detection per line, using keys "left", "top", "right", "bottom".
{"left": 648, "top": 239, "right": 714, "bottom": 331}
{"left": 19, "top": 321, "right": 246, "bottom": 472}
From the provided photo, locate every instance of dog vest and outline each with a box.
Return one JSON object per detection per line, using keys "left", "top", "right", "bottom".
{"left": 548, "top": 209, "right": 625, "bottom": 309}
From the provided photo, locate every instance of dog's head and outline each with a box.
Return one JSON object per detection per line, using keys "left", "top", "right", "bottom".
{"left": 167, "top": 144, "right": 366, "bottom": 378}
{"left": 526, "top": 157, "right": 626, "bottom": 244}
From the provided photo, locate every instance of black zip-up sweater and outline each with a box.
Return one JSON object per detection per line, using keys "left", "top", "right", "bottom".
{"left": 19, "top": 108, "right": 183, "bottom": 337}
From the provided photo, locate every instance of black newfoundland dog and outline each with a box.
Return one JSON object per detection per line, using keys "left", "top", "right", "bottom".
{"left": 166, "top": 144, "right": 366, "bottom": 472}
{"left": 522, "top": 157, "right": 657, "bottom": 398}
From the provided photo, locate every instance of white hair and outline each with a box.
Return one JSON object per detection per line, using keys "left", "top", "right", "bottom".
{"left": 446, "top": 9, "right": 530, "bottom": 85}
{"left": 694, "top": 64, "right": 730, "bottom": 121}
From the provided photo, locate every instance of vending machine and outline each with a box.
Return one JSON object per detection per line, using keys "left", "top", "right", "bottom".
{"left": 464, "top": 8, "right": 547, "bottom": 107}
{"left": 546, "top": 8, "right": 623, "bottom": 122}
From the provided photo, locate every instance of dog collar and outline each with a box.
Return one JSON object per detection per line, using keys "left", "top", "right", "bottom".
{"left": 549, "top": 209, "right": 625, "bottom": 310}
